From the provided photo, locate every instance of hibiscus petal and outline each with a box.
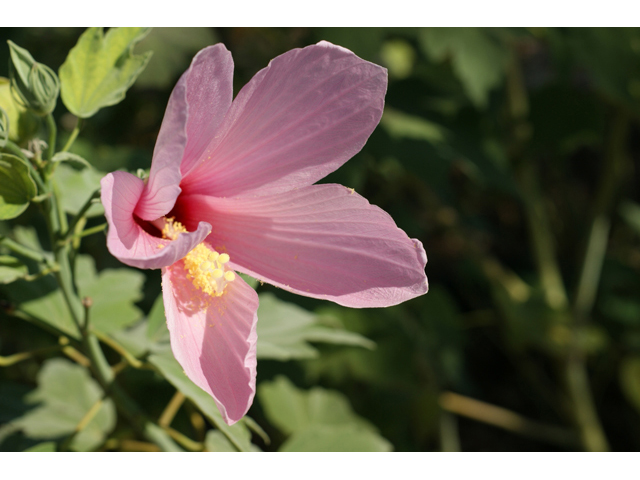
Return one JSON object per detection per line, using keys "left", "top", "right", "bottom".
{"left": 180, "top": 41, "right": 387, "bottom": 198}
{"left": 135, "top": 44, "right": 234, "bottom": 220}
{"left": 135, "top": 73, "right": 187, "bottom": 221}
{"left": 101, "top": 171, "right": 211, "bottom": 269}
{"left": 174, "top": 184, "right": 428, "bottom": 308}
{"left": 162, "top": 262, "right": 258, "bottom": 425}
{"left": 180, "top": 44, "right": 234, "bottom": 177}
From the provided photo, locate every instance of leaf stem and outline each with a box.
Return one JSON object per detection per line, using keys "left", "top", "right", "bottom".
{"left": 0, "top": 344, "right": 64, "bottom": 366}
{"left": 61, "top": 117, "right": 82, "bottom": 153}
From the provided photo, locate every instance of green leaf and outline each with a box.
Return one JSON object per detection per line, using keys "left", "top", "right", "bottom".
{"left": 256, "top": 293, "right": 375, "bottom": 361}
{"left": 419, "top": 28, "right": 508, "bottom": 108}
{"left": 280, "top": 425, "right": 392, "bottom": 452}
{"left": 53, "top": 163, "right": 104, "bottom": 217}
{"left": 258, "top": 376, "right": 391, "bottom": 452}
{"left": 59, "top": 27, "right": 152, "bottom": 118}
{"left": 0, "top": 255, "right": 28, "bottom": 284}
{"left": 15, "top": 358, "right": 116, "bottom": 451}
{"left": 7, "top": 41, "right": 59, "bottom": 116}
{"left": 3, "top": 254, "right": 144, "bottom": 339}
{"left": 147, "top": 348, "right": 254, "bottom": 452}
{"left": 0, "top": 153, "right": 37, "bottom": 220}
{"left": 76, "top": 255, "right": 145, "bottom": 334}
{"left": 146, "top": 293, "right": 170, "bottom": 344}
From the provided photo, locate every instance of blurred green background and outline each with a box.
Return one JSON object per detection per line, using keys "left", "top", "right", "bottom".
{"left": 2, "top": 27, "right": 640, "bottom": 452}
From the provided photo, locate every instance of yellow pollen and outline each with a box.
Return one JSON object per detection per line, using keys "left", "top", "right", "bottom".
{"left": 158, "top": 217, "right": 235, "bottom": 297}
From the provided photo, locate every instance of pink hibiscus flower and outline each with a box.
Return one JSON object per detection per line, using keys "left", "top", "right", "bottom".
{"left": 101, "top": 41, "right": 428, "bottom": 425}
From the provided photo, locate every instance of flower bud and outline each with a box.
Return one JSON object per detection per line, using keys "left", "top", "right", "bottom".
{"left": 8, "top": 41, "right": 60, "bottom": 116}
{"left": 0, "top": 77, "right": 39, "bottom": 145}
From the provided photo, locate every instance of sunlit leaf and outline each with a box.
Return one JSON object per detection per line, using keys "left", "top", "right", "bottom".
{"left": 59, "top": 27, "right": 152, "bottom": 118}
{"left": 0, "top": 153, "right": 37, "bottom": 220}
{"left": 15, "top": 358, "right": 116, "bottom": 451}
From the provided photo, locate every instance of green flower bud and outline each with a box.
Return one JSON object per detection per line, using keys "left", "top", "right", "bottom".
{"left": 0, "top": 77, "right": 40, "bottom": 144}
{"left": 8, "top": 40, "right": 60, "bottom": 116}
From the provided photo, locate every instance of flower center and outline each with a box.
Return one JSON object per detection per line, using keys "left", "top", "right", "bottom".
{"left": 157, "top": 217, "right": 235, "bottom": 297}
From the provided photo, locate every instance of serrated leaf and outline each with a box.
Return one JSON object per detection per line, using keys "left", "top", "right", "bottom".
{"left": 0, "top": 255, "right": 28, "bottom": 284}
{"left": 147, "top": 347, "right": 254, "bottom": 452}
{"left": 59, "top": 27, "right": 152, "bottom": 118}
{"left": 256, "top": 293, "right": 374, "bottom": 361}
{"left": 53, "top": 163, "right": 104, "bottom": 217}
{"left": 258, "top": 376, "right": 391, "bottom": 452}
{"left": 419, "top": 28, "right": 508, "bottom": 108}
{"left": 15, "top": 358, "right": 116, "bottom": 451}
{"left": 0, "top": 153, "right": 37, "bottom": 220}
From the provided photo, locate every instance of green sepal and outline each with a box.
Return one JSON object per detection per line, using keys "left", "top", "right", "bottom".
{"left": 59, "top": 27, "right": 152, "bottom": 118}
{"left": 7, "top": 41, "right": 60, "bottom": 116}
{"left": 0, "top": 153, "right": 37, "bottom": 220}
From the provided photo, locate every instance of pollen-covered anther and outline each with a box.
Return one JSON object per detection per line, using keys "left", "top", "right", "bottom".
{"left": 151, "top": 216, "right": 235, "bottom": 296}
{"left": 183, "top": 243, "right": 236, "bottom": 297}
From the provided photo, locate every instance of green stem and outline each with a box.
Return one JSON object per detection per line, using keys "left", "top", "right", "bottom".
{"left": 0, "top": 344, "right": 64, "bottom": 366}
{"left": 66, "top": 190, "right": 101, "bottom": 239}
{"left": 0, "top": 235, "right": 49, "bottom": 264}
{"left": 61, "top": 118, "right": 82, "bottom": 153}
{"left": 45, "top": 113, "right": 56, "bottom": 162}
